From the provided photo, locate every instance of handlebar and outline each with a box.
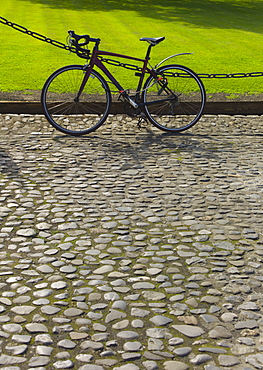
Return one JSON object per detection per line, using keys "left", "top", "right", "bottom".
{"left": 68, "top": 30, "right": 100, "bottom": 59}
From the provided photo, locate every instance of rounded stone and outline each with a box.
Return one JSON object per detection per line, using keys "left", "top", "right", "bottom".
{"left": 6, "top": 344, "right": 28, "bottom": 355}
{"left": 148, "top": 338, "right": 164, "bottom": 351}
{"left": 105, "top": 309, "right": 126, "bottom": 323}
{"left": 208, "top": 326, "right": 232, "bottom": 339}
{"left": 190, "top": 354, "right": 212, "bottom": 365}
{"left": 33, "top": 298, "right": 50, "bottom": 305}
{"left": 36, "top": 222, "right": 52, "bottom": 230}
{"left": 64, "top": 308, "right": 83, "bottom": 317}
{"left": 132, "top": 319, "right": 144, "bottom": 328}
{"left": 12, "top": 334, "right": 32, "bottom": 344}
{"left": 113, "top": 364, "right": 140, "bottom": 370}
{"left": 51, "top": 281, "right": 68, "bottom": 289}
{"left": 172, "top": 325, "right": 205, "bottom": 338}
{"left": 142, "top": 291, "right": 166, "bottom": 300}
{"left": 142, "top": 361, "right": 159, "bottom": 370}
{"left": 28, "top": 356, "right": 50, "bottom": 367}
{"left": 36, "top": 265, "right": 54, "bottom": 273}
{"left": 132, "top": 282, "right": 155, "bottom": 289}
{"left": 16, "top": 228, "right": 36, "bottom": 237}
{"left": 36, "top": 345, "right": 53, "bottom": 356}
{"left": 102, "top": 222, "right": 117, "bottom": 229}
{"left": 93, "top": 265, "right": 114, "bottom": 274}
{"left": 131, "top": 308, "right": 150, "bottom": 317}
{"left": 41, "top": 306, "right": 61, "bottom": 315}
{"left": 164, "top": 361, "right": 189, "bottom": 370}
{"left": 173, "top": 347, "right": 192, "bottom": 357}
{"left": 0, "top": 353, "right": 27, "bottom": 365}
{"left": 33, "top": 289, "right": 53, "bottom": 298}
{"left": 117, "top": 331, "right": 139, "bottom": 339}
{"left": 104, "top": 292, "right": 120, "bottom": 301}
{"left": 0, "top": 306, "right": 6, "bottom": 313}
{"left": 25, "top": 324, "right": 48, "bottom": 333}
{"left": 91, "top": 333, "right": 110, "bottom": 342}
{"left": 221, "top": 312, "right": 238, "bottom": 322}
{"left": 112, "top": 320, "right": 129, "bottom": 330}
{"left": 58, "top": 339, "right": 76, "bottom": 349}
{"left": 169, "top": 337, "right": 184, "bottom": 346}
{"left": 60, "top": 265, "right": 77, "bottom": 274}
{"left": 2, "top": 324, "right": 22, "bottom": 333}
{"left": 246, "top": 354, "right": 263, "bottom": 368}
{"left": 79, "top": 365, "right": 105, "bottom": 370}
{"left": 11, "top": 306, "right": 36, "bottom": 315}
{"left": 150, "top": 315, "right": 173, "bottom": 326}
{"left": 146, "top": 328, "right": 165, "bottom": 339}
{"left": 54, "top": 360, "right": 74, "bottom": 369}
{"left": 80, "top": 341, "right": 104, "bottom": 350}
{"left": 218, "top": 355, "right": 240, "bottom": 367}
{"left": 35, "top": 334, "right": 53, "bottom": 345}
{"left": 123, "top": 341, "right": 143, "bottom": 351}
{"left": 76, "top": 354, "right": 94, "bottom": 362}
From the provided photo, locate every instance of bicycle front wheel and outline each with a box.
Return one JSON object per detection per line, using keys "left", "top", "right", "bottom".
{"left": 41, "top": 65, "right": 111, "bottom": 136}
{"left": 142, "top": 64, "right": 206, "bottom": 133}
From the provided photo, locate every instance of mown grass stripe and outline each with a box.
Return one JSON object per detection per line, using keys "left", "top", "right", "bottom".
{"left": 1, "top": 0, "right": 263, "bottom": 95}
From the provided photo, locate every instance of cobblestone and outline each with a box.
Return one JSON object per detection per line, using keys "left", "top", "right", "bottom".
{"left": 0, "top": 113, "right": 263, "bottom": 369}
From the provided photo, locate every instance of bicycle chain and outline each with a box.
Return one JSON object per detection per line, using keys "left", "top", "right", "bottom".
{"left": 1, "top": 16, "right": 263, "bottom": 79}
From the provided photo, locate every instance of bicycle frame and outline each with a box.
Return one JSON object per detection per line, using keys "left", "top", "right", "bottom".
{"left": 76, "top": 42, "right": 159, "bottom": 107}
{"left": 42, "top": 31, "right": 206, "bottom": 135}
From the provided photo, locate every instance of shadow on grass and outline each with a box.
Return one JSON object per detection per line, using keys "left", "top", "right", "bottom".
{"left": 16, "top": 0, "right": 263, "bottom": 33}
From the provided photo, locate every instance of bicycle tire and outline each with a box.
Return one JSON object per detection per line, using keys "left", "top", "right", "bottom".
{"left": 41, "top": 65, "right": 111, "bottom": 136}
{"left": 142, "top": 64, "right": 206, "bottom": 133}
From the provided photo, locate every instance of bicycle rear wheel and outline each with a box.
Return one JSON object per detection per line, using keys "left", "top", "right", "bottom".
{"left": 142, "top": 64, "right": 206, "bottom": 133}
{"left": 41, "top": 65, "right": 111, "bottom": 136}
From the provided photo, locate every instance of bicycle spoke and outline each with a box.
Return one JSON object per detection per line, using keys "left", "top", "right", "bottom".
{"left": 41, "top": 65, "right": 111, "bottom": 135}
{"left": 143, "top": 65, "right": 205, "bottom": 132}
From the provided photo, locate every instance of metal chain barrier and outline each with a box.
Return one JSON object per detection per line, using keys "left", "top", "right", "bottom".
{"left": 1, "top": 16, "right": 263, "bottom": 79}
{"left": 98, "top": 57, "right": 143, "bottom": 72}
{"left": 0, "top": 16, "right": 77, "bottom": 54}
{"left": 198, "top": 72, "right": 263, "bottom": 78}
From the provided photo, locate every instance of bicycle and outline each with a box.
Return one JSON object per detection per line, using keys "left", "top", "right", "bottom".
{"left": 41, "top": 30, "right": 206, "bottom": 136}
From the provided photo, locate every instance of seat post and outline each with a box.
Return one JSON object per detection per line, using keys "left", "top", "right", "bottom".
{"left": 145, "top": 44, "right": 153, "bottom": 61}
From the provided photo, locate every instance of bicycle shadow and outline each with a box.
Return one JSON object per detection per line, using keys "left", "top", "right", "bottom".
{"left": 51, "top": 128, "right": 231, "bottom": 166}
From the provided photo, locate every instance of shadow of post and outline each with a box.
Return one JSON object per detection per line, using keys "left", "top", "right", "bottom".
{"left": 0, "top": 149, "right": 20, "bottom": 177}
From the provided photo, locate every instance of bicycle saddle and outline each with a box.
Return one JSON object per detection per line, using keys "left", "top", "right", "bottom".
{"left": 140, "top": 37, "right": 165, "bottom": 46}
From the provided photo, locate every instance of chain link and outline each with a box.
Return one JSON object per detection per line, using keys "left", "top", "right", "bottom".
{"left": 0, "top": 16, "right": 77, "bottom": 53}
{"left": 1, "top": 16, "right": 263, "bottom": 79}
{"left": 99, "top": 58, "right": 263, "bottom": 79}
{"left": 98, "top": 57, "right": 142, "bottom": 72}
{"left": 199, "top": 72, "right": 263, "bottom": 78}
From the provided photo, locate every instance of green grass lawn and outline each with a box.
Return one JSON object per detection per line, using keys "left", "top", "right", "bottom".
{"left": 1, "top": 0, "right": 263, "bottom": 96}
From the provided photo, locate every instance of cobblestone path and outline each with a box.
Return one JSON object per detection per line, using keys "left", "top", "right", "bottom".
{"left": 0, "top": 114, "right": 262, "bottom": 370}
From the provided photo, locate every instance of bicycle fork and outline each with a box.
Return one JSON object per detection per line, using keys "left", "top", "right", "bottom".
{"left": 75, "top": 64, "right": 94, "bottom": 101}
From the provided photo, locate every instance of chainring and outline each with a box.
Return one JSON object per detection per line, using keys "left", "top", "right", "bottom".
{"left": 123, "top": 96, "right": 143, "bottom": 117}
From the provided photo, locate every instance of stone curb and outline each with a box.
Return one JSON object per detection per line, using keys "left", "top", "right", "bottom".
{"left": 0, "top": 101, "right": 263, "bottom": 115}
